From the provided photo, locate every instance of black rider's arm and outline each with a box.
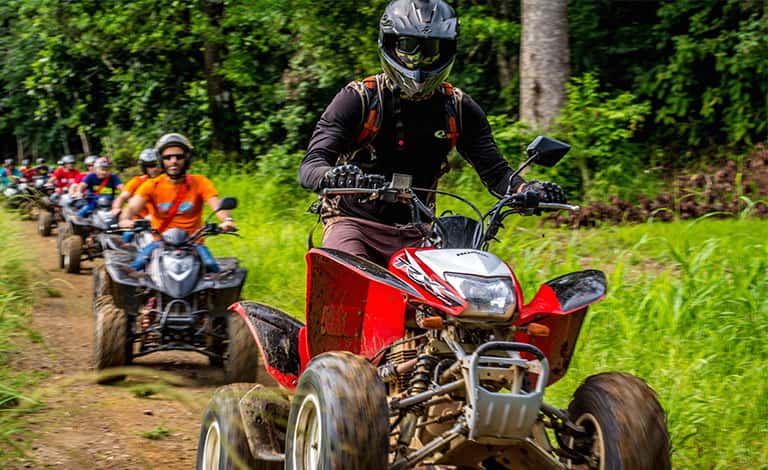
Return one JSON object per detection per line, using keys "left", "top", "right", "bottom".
{"left": 298, "top": 86, "right": 365, "bottom": 192}
{"left": 456, "top": 94, "right": 525, "bottom": 197}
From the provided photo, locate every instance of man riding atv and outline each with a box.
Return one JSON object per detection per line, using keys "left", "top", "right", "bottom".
{"left": 48, "top": 155, "right": 81, "bottom": 192}
{"left": 1, "top": 158, "right": 21, "bottom": 189}
{"left": 299, "top": 0, "right": 564, "bottom": 266}
{"left": 73, "top": 157, "right": 124, "bottom": 218}
{"left": 34, "top": 158, "right": 50, "bottom": 178}
{"left": 112, "top": 148, "right": 163, "bottom": 217}
{"left": 118, "top": 133, "right": 237, "bottom": 272}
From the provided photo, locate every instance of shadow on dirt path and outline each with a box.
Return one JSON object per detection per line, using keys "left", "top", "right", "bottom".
{"left": 7, "top": 218, "right": 267, "bottom": 469}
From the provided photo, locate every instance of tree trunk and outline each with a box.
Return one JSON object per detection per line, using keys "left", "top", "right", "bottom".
{"left": 16, "top": 136, "right": 23, "bottom": 163}
{"left": 201, "top": 0, "right": 241, "bottom": 158}
{"left": 519, "top": 0, "right": 569, "bottom": 129}
{"left": 79, "top": 129, "right": 91, "bottom": 156}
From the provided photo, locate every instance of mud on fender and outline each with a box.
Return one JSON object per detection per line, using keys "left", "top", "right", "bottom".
{"left": 231, "top": 301, "right": 304, "bottom": 378}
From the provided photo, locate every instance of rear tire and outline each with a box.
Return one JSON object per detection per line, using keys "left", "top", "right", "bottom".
{"left": 224, "top": 314, "right": 260, "bottom": 383}
{"left": 63, "top": 235, "right": 82, "bottom": 274}
{"left": 38, "top": 212, "right": 53, "bottom": 237}
{"left": 566, "top": 372, "right": 671, "bottom": 470}
{"left": 94, "top": 294, "right": 130, "bottom": 384}
{"left": 285, "top": 352, "right": 388, "bottom": 470}
{"left": 196, "top": 384, "right": 281, "bottom": 470}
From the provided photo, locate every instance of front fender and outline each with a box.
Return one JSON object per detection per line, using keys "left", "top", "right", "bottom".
{"left": 516, "top": 270, "right": 606, "bottom": 386}
{"left": 520, "top": 269, "right": 606, "bottom": 322}
{"left": 230, "top": 301, "right": 304, "bottom": 390}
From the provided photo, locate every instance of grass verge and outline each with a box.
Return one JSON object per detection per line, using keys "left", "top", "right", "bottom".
{"left": 0, "top": 213, "right": 44, "bottom": 462}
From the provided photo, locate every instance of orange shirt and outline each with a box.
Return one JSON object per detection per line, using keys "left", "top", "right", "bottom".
{"left": 135, "top": 174, "right": 218, "bottom": 235}
{"left": 125, "top": 175, "right": 152, "bottom": 218}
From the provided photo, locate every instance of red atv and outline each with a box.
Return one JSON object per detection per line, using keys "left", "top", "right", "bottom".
{"left": 196, "top": 136, "right": 670, "bottom": 470}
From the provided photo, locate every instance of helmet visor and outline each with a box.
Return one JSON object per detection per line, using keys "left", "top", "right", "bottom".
{"left": 393, "top": 36, "right": 450, "bottom": 71}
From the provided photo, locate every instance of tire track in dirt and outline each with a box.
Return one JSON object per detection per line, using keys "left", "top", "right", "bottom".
{"left": 7, "top": 218, "right": 238, "bottom": 469}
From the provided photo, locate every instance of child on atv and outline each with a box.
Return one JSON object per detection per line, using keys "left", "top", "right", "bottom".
{"left": 73, "top": 157, "right": 124, "bottom": 217}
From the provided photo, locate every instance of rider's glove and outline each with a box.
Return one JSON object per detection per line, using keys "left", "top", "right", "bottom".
{"left": 519, "top": 180, "right": 565, "bottom": 204}
{"left": 321, "top": 165, "right": 363, "bottom": 189}
{"left": 320, "top": 165, "right": 386, "bottom": 190}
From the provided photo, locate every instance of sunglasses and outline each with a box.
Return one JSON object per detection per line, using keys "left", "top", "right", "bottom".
{"left": 162, "top": 154, "right": 186, "bottom": 161}
{"left": 142, "top": 163, "right": 159, "bottom": 169}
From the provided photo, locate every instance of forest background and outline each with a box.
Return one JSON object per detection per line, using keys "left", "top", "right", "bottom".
{"left": 0, "top": 0, "right": 765, "bottom": 202}
{"left": 0, "top": 1, "right": 767, "bottom": 468}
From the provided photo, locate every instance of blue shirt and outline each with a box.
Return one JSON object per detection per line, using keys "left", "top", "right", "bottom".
{"left": 82, "top": 173, "right": 122, "bottom": 198}
{"left": 1, "top": 168, "right": 22, "bottom": 188}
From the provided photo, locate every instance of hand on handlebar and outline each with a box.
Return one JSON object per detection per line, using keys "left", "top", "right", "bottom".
{"left": 518, "top": 180, "right": 565, "bottom": 204}
{"left": 119, "top": 218, "right": 135, "bottom": 229}
{"left": 321, "top": 165, "right": 386, "bottom": 189}
{"left": 218, "top": 220, "right": 237, "bottom": 232}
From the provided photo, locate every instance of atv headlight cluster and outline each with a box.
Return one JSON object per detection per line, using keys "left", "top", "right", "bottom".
{"left": 444, "top": 273, "right": 517, "bottom": 317}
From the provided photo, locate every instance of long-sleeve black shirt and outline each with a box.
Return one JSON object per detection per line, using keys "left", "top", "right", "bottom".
{"left": 299, "top": 81, "right": 522, "bottom": 225}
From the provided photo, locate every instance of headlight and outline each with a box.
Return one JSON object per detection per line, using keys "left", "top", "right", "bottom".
{"left": 444, "top": 273, "right": 517, "bottom": 317}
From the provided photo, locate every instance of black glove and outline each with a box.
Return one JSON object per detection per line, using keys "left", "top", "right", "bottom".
{"left": 321, "top": 165, "right": 386, "bottom": 189}
{"left": 321, "top": 165, "right": 363, "bottom": 189}
{"left": 519, "top": 180, "right": 565, "bottom": 204}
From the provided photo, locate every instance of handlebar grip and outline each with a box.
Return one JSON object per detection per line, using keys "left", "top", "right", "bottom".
{"left": 508, "top": 191, "right": 540, "bottom": 209}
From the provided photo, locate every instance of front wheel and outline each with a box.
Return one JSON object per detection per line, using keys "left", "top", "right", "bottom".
{"left": 93, "top": 294, "right": 131, "bottom": 384}
{"left": 38, "top": 211, "right": 53, "bottom": 236}
{"left": 566, "top": 372, "right": 671, "bottom": 470}
{"left": 63, "top": 235, "right": 82, "bottom": 274}
{"left": 285, "top": 352, "right": 389, "bottom": 470}
{"left": 196, "top": 384, "right": 280, "bottom": 470}
{"left": 224, "top": 313, "right": 260, "bottom": 383}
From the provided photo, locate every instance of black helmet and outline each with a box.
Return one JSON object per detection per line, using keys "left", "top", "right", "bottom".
{"left": 378, "top": 0, "right": 458, "bottom": 99}
{"left": 138, "top": 148, "right": 159, "bottom": 172}
{"left": 62, "top": 155, "right": 76, "bottom": 165}
{"left": 155, "top": 133, "right": 193, "bottom": 175}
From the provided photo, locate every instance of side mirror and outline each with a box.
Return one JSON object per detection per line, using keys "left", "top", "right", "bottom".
{"left": 217, "top": 197, "right": 237, "bottom": 212}
{"left": 526, "top": 136, "right": 570, "bottom": 167}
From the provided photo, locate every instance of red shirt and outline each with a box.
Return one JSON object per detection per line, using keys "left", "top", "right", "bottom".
{"left": 52, "top": 168, "right": 81, "bottom": 189}
{"left": 20, "top": 167, "right": 35, "bottom": 179}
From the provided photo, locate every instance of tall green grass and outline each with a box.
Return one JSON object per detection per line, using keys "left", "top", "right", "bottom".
{"left": 0, "top": 216, "right": 43, "bottom": 460}
{"left": 206, "top": 169, "right": 768, "bottom": 468}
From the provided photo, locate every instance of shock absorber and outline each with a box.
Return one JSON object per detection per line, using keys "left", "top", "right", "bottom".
{"left": 397, "top": 353, "right": 438, "bottom": 449}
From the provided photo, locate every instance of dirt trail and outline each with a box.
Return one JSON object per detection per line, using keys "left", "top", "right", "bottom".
{"left": 8, "top": 218, "right": 239, "bottom": 469}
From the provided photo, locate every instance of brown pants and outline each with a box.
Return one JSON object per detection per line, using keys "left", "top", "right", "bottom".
{"left": 322, "top": 217, "right": 429, "bottom": 267}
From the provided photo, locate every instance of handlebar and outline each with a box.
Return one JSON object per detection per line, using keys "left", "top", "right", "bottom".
{"left": 319, "top": 176, "right": 580, "bottom": 250}
{"left": 539, "top": 202, "right": 580, "bottom": 211}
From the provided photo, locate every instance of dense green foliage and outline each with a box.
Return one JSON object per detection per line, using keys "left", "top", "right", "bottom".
{"left": 204, "top": 171, "right": 768, "bottom": 468}
{"left": 0, "top": 0, "right": 765, "bottom": 191}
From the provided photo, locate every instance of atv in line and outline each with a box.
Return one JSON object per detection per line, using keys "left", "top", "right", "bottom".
{"left": 56, "top": 195, "right": 118, "bottom": 273}
{"left": 195, "top": 137, "right": 670, "bottom": 470}
{"left": 37, "top": 186, "right": 67, "bottom": 237}
{"left": 92, "top": 197, "right": 260, "bottom": 384}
